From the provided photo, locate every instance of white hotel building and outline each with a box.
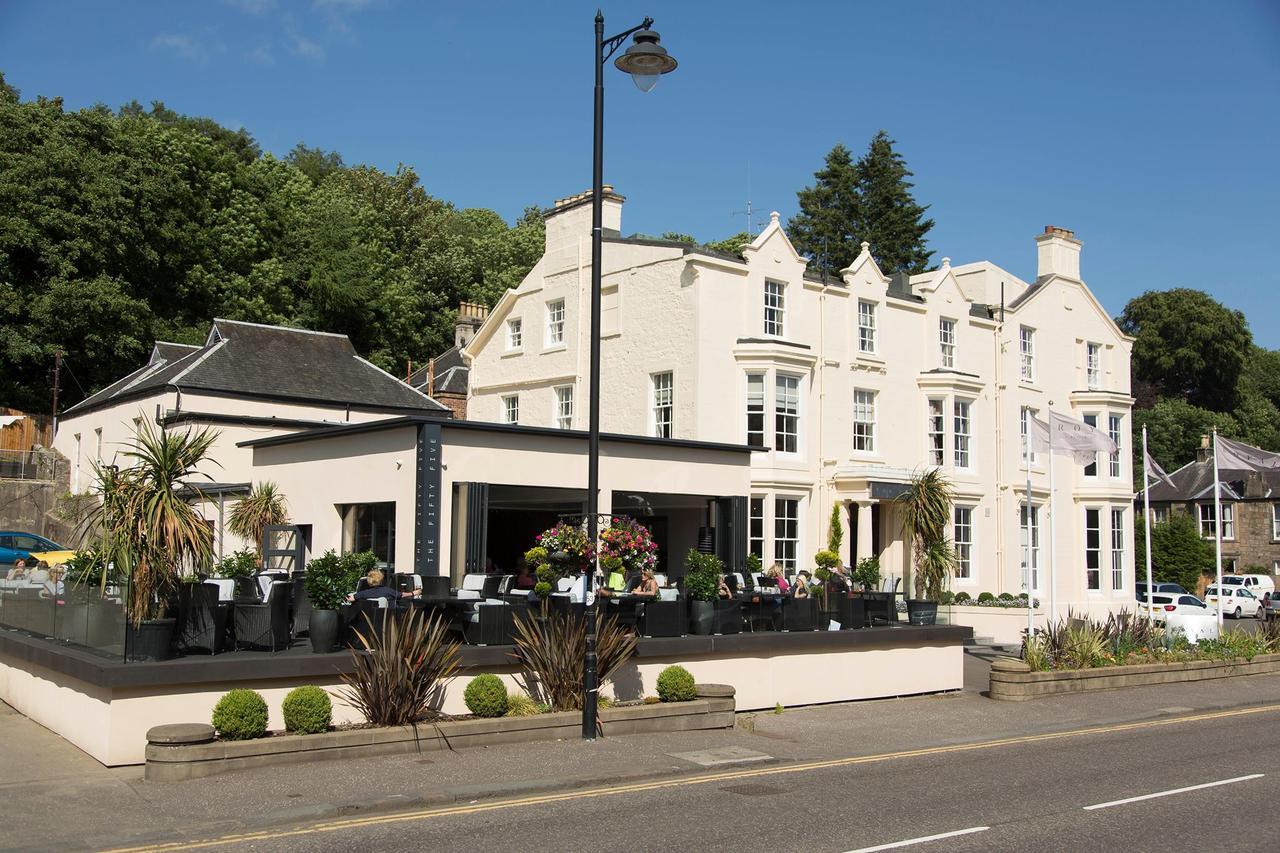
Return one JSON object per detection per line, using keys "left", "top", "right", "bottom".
{"left": 464, "top": 189, "right": 1135, "bottom": 617}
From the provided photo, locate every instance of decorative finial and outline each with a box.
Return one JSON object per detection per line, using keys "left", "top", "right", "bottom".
{"left": 770, "top": 211, "right": 780, "bottom": 224}
{"left": 860, "top": 241, "right": 870, "bottom": 253}
{"left": 941, "top": 256, "right": 951, "bottom": 267}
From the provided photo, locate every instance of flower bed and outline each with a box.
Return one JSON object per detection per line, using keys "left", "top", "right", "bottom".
{"left": 990, "top": 653, "right": 1280, "bottom": 701}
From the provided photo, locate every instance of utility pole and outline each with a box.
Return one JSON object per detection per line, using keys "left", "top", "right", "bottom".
{"left": 51, "top": 349, "right": 62, "bottom": 435}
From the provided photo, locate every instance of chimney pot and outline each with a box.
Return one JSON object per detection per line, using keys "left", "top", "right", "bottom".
{"left": 1034, "top": 224, "right": 1082, "bottom": 280}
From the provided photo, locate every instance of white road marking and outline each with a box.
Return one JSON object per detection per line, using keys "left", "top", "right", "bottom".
{"left": 1083, "top": 774, "right": 1264, "bottom": 811}
{"left": 845, "top": 826, "right": 990, "bottom": 852}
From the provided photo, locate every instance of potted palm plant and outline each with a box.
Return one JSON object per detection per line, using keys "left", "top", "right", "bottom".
{"left": 228, "top": 481, "right": 289, "bottom": 565}
{"left": 84, "top": 420, "right": 218, "bottom": 660}
{"left": 896, "top": 468, "right": 957, "bottom": 626}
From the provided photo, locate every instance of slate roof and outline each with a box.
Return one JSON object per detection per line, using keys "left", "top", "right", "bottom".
{"left": 1147, "top": 455, "right": 1280, "bottom": 502}
{"left": 407, "top": 345, "right": 469, "bottom": 396}
{"left": 1005, "top": 275, "right": 1053, "bottom": 310}
{"left": 65, "top": 319, "right": 448, "bottom": 417}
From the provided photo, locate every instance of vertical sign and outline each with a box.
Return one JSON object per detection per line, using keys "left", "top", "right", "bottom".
{"left": 415, "top": 422, "right": 442, "bottom": 576}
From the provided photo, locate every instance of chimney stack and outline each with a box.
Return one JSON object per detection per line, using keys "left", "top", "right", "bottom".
{"left": 1195, "top": 433, "right": 1213, "bottom": 464}
{"left": 1034, "top": 225, "right": 1082, "bottom": 281}
{"left": 454, "top": 302, "right": 489, "bottom": 349}
{"left": 542, "top": 186, "right": 625, "bottom": 254}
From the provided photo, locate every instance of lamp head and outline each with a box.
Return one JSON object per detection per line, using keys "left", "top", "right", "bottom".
{"left": 614, "top": 29, "right": 677, "bottom": 92}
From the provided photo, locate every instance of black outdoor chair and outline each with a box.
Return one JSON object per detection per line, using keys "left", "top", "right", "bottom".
{"left": 639, "top": 598, "right": 684, "bottom": 637}
{"left": 347, "top": 599, "right": 391, "bottom": 648}
{"left": 234, "top": 580, "right": 291, "bottom": 651}
{"left": 233, "top": 575, "right": 260, "bottom": 601}
{"left": 711, "top": 599, "right": 741, "bottom": 635}
{"left": 782, "top": 597, "right": 818, "bottom": 632}
{"left": 463, "top": 600, "right": 527, "bottom": 645}
{"left": 290, "top": 576, "right": 311, "bottom": 639}
{"left": 179, "top": 583, "right": 232, "bottom": 654}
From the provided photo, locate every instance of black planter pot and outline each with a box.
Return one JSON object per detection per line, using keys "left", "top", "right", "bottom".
{"left": 309, "top": 608, "right": 340, "bottom": 653}
{"left": 125, "top": 618, "right": 176, "bottom": 661}
{"left": 782, "top": 597, "right": 817, "bottom": 632}
{"left": 906, "top": 599, "right": 938, "bottom": 626}
{"left": 688, "top": 599, "right": 715, "bottom": 635}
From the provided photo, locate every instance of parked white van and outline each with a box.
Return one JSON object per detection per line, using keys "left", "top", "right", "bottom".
{"left": 1220, "top": 574, "right": 1276, "bottom": 601}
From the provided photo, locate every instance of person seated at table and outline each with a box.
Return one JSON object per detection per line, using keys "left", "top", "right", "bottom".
{"left": 512, "top": 563, "right": 535, "bottom": 591}
{"left": 792, "top": 570, "right": 811, "bottom": 599}
{"left": 6, "top": 558, "right": 27, "bottom": 581}
{"left": 717, "top": 574, "right": 733, "bottom": 600}
{"left": 765, "top": 563, "right": 789, "bottom": 595}
{"left": 346, "top": 569, "right": 411, "bottom": 603}
{"left": 632, "top": 569, "right": 659, "bottom": 598}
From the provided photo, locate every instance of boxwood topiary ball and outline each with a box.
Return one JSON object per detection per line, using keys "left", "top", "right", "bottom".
{"left": 656, "top": 665, "right": 696, "bottom": 702}
{"left": 282, "top": 686, "right": 332, "bottom": 735}
{"left": 212, "top": 689, "right": 268, "bottom": 740}
{"left": 464, "top": 674, "right": 509, "bottom": 717}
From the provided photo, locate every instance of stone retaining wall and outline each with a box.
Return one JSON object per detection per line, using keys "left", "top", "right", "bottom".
{"left": 144, "top": 684, "right": 735, "bottom": 781}
{"left": 989, "top": 653, "right": 1280, "bottom": 701}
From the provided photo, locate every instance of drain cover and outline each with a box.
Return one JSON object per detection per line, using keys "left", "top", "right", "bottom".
{"left": 668, "top": 746, "right": 773, "bottom": 767}
{"left": 721, "top": 783, "right": 787, "bottom": 797}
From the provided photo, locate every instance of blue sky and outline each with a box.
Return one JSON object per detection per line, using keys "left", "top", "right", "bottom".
{"left": 3, "top": 1, "right": 1279, "bottom": 343}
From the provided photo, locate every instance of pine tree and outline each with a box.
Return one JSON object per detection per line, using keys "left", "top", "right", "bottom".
{"left": 787, "top": 143, "right": 862, "bottom": 278}
{"left": 854, "top": 130, "right": 934, "bottom": 274}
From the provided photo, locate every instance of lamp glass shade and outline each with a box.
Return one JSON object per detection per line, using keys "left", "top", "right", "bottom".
{"left": 630, "top": 73, "right": 660, "bottom": 93}
{"left": 614, "top": 30, "right": 677, "bottom": 93}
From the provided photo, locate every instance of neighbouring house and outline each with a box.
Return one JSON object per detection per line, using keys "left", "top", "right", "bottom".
{"left": 53, "top": 319, "right": 451, "bottom": 555}
{"left": 1146, "top": 435, "right": 1280, "bottom": 577}
{"left": 464, "top": 188, "right": 1136, "bottom": 618}
{"left": 408, "top": 302, "right": 487, "bottom": 420}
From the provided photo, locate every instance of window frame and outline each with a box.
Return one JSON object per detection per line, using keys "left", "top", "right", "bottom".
{"left": 927, "top": 398, "right": 945, "bottom": 467}
{"left": 1108, "top": 414, "right": 1122, "bottom": 478}
{"left": 857, "top": 300, "right": 877, "bottom": 354}
{"left": 1085, "top": 507, "right": 1102, "bottom": 591}
{"left": 852, "top": 387, "right": 876, "bottom": 454}
{"left": 953, "top": 398, "right": 972, "bottom": 469}
{"left": 774, "top": 373, "right": 801, "bottom": 454}
{"left": 764, "top": 280, "right": 786, "bottom": 337}
{"left": 502, "top": 394, "right": 519, "bottom": 425}
{"left": 749, "top": 497, "right": 765, "bottom": 561}
{"left": 1082, "top": 413, "right": 1099, "bottom": 477}
{"left": 954, "top": 506, "right": 973, "bottom": 581}
{"left": 1019, "top": 326, "right": 1035, "bottom": 382}
{"left": 545, "top": 298, "right": 565, "bottom": 347}
{"left": 554, "top": 385, "right": 574, "bottom": 430}
{"left": 939, "top": 317, "right": 956, "bottom": 368}
{"left": 1086, "top": 342, "right": 1101, "bottom": 390}
{"left": 1020, "top": 407, "right": 1039, "bottom": 465}
{"left": 1020, "top": 502, "right": 1040, "bottom": 591}
{"left": 773, "top": 496, "right": 800, "bottom": 572}
{"left": 1272, "top": 504, "right": 1280, "bottom": 541}
{"left": 1110, "top": 507, "right": 1124, "bottom": 591}
{"left": 746, "top": 372, "right": 766, "bottom": 448}
{"left": 651, "top": 371, "right": 674, "bottom": 439}
{"left": 506, "top": 317, "right": 523, "bottom": 351}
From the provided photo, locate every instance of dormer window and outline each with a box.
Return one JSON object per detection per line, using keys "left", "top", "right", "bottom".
{"left": 939, "top": 318, "right": 956, "bottom": 368}
{"left": 858, "top": 300, "right": 877, "bottom": 354}
{"left": 1086, "top": 342, "right": 1101, "bottom": 389}
{"left": 764, "top": 281, "right": 785, "bottom": 336}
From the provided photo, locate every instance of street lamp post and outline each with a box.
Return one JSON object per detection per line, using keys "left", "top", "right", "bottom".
{"left": 582, "top": 11, "right": 677, "bottom": 741}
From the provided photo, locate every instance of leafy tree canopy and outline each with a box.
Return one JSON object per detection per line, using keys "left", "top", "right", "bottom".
{"left": 1117, "top": 288, "right": 1250, "bottom": 410}
{"left": 0, "top": 85, "right": 544, "bottom": 412}
{"left": 1135, "top": 513, "right": 1214, "bottom": 594}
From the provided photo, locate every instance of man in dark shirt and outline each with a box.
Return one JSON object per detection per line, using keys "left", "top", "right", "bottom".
{"left": 347, "top": 569, "right": 411, "bottom": 604}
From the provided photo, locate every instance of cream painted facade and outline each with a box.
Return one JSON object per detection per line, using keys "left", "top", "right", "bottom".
{"left": 466, "top": 193, "right": 1136, "bottom": 618}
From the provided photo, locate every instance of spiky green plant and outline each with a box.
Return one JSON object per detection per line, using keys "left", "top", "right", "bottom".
{"left": 228, "top": 481, "right": 289, "bottom": 561}
{"left": 511, "top": 610, "right": 638, "bottom": 711}
{"left": 896, "top": 468, "right": 955, "bottom": 599}
{"left": 916, "top": 536, "right": 958, "bottom": 602}
{"left": 341, "top": 608, "right": 461, "bottom": 726}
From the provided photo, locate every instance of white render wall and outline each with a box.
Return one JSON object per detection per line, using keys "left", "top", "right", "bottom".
{"left": 467, "top": 198, "right": 1135, "bottom": 619}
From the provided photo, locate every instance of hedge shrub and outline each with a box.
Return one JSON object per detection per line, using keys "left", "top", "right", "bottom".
{"left": 212, "top": 689, "right": 268, "bottom": 740}
{"left": 282, "top": 686, "right": 332, "bottom": 734}
{"left": 977, "top": 592, "right": 996, "bottom": 603}
{"left": 953, "top": 591, "right": 971, "bottom": 603}
{"left": 656, "top": 665, "right": 696, "bottom": 702}
{"left": 464, "top": 674, "right": 509, "bottom": 717}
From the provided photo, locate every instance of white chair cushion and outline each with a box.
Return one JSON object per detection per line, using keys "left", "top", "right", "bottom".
{"left": 208, "top": 578, "right": 236, "bottom": 602}
{"left": 455, "top": 589, "right": 480, "bottom": 600}
{"left": 654, "top": 574, "right": 667, "bottom": 587}
{"left": 556, "top": 577, "right": 575, "bottom": 592}
{"left": 461, "top": 574, "right": 487, "bottom": 592}
{"left": 658, "top": 587, "right": 679, "bottom": 602}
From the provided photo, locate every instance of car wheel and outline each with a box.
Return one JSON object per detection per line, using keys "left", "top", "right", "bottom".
{"left": 1257, "top": 607, "right": 1265, "bottom": 620}
{"left": 1234, "top": 606, "right": 1242, "bottom": 619}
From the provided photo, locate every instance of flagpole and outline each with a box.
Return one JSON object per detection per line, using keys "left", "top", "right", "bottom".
{"left": 1047, "top": 400, "right": 1059, "bottom": 622}
{"left": 1023, "top": 406, "right": 1034, "bottom": 638}
{"left": 1142, "top": 425, "right": 1154, "bottom": 622}
{"left": 1212, "top": 427, "right": 1224, "bottom": 630}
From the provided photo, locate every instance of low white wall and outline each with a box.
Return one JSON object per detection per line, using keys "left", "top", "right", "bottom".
{"left": 938, "top": 605, "right": 1040, "bottom": 645}
{"left": 1, "top": 642, "right": 964, "bottom": 766}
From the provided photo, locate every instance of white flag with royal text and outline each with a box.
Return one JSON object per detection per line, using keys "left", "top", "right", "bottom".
{"left": 1028, "top": 412, "right": 1118, "bottom": 466}
{"left": 1215, "top": 434, "right": 1280, "bottom": 471}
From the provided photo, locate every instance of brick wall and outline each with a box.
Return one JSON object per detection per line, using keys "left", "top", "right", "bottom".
{"left": 1166, "top": 500, "right": 1280, "bottom": 575}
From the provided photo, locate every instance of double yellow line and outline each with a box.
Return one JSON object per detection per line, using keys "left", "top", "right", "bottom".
{"left": 108, "top": 702, "right": 1280, "bottom": 852}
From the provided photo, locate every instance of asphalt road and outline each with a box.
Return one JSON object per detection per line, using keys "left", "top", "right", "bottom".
{"left": 122, "top": 702, "right": 1280, "bottom": 853}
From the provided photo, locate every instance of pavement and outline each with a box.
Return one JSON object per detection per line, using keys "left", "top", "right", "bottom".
{"left": 3, "top": 646, "right": 1280, "bottom": 851}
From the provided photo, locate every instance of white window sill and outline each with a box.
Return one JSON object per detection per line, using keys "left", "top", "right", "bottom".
{"left": 501, "top": 349, "right": 523, "bottom": 359}
{"left": 1018, "top": 380, "right": 1039, "bottom": 391}
{"left": 853, "top": 352, "right": 883, "bottom": 364}
{"left": 541, "top": 343, "right": 567, "bottom": 354}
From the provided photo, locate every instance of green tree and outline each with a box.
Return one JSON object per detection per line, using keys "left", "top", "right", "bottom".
{"left": 1239, "top": 344, "right": 1280, "bottom": 411}
{"left": 1133, "top": 398, "right": 1238, "bottom": 474}
{"left": 1117, "top": 289, "right": 1251, "bottom": 410}
{"left": 702, "top": 231, "right": 751, "bottom": 259}
{"left": 1135, "top": 514, "right": 1213, "bottom": 594}
{"left": 788, "top": 143, "right": 862, "bottom": 277}
{"left": 853, "top": 131, "right": 934, "bottom": 275}
{"left": 285, "top": 143, "right": 344, "bottom": 184}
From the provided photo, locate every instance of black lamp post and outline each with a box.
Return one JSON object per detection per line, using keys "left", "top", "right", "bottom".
{"left": 581, "top": 11, "right": 677, "bottom": 741}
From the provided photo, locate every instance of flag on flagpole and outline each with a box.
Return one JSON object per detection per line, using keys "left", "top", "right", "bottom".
{"left": 1214, "top": 435, "right": 1280, "bottom": 471}
{"left": 1144, "top": 449, "right": 1174, "bottom": 488}
{"left": 1027, "top": 411, "right": 1117, "bottom": 465}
